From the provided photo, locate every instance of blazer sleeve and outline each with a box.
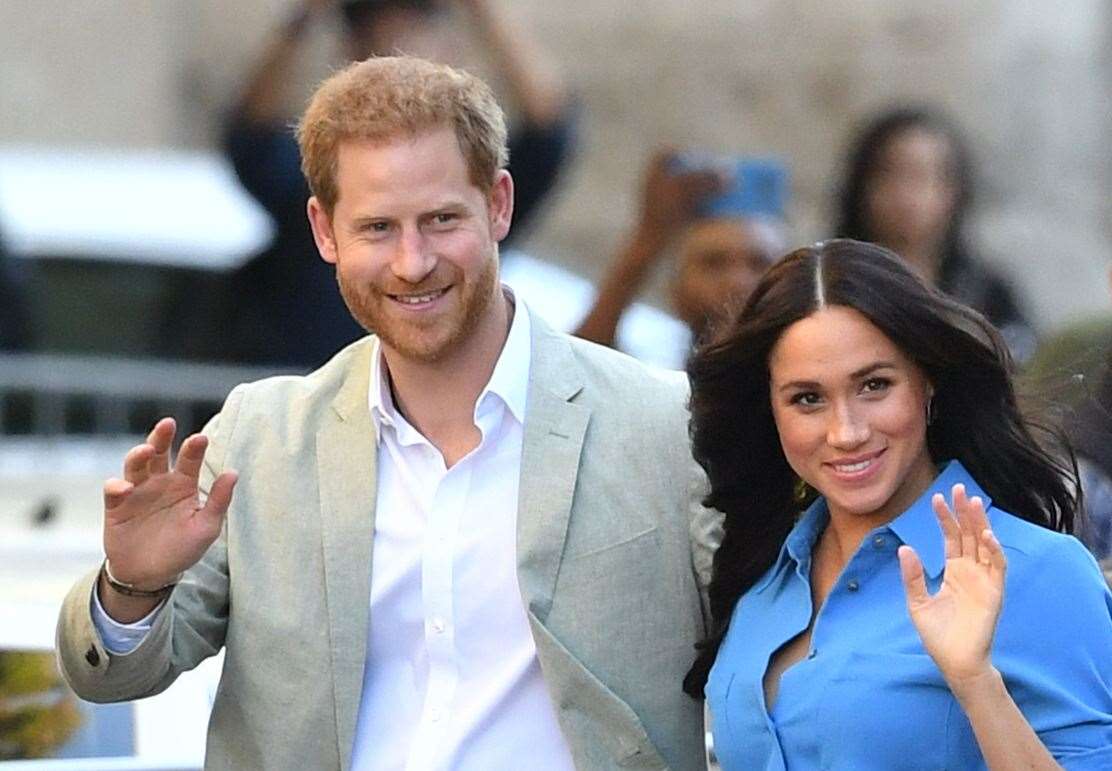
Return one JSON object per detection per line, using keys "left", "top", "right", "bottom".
{"left": 688, "top": 462, "right": 721, "bottom": 631}
{"left": 55, "top": 386, "right": 246, "bottom": 703}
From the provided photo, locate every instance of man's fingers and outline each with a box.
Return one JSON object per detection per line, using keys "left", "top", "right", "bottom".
{"left": 103, "top": 478, "right": 135, "bottom": 511}
{"left": 931, "top": 493, "right": 962, "bottom": 559}
{"left": 898, "top": 545, "right": 930, "bottom": 608}
{"left": 146, "top": 417, "right": 176, "bottom": 475}
{"left": 174, "top": 434, "right": 210, "bottom": 479}
{"left": 198, "top": 471, "right": 238, "bottom": 531}
{"left": 123, "top": 444, "right": 155, "bottom": 486}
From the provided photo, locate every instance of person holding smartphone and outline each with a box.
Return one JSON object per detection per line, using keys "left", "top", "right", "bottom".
{"left": 575, "top": 149, "right": 787, "bottom": 368}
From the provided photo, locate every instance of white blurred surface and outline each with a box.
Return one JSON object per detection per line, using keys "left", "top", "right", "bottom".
{"left": 502, "top": 251, "right": 691, "bottom": 371}
{"left": 0, "top": 145, "right": 273, "bottom": 270}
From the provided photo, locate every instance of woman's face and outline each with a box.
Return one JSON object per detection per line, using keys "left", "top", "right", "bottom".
{"left": 769, "top": 305, "right": 936, "bottom": 528}
{"left": 863, "top": 127, "right": 957, "bottom": 257}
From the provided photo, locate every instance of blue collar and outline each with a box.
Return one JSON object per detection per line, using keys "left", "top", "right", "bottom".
{"left": 886, "top": 460, "right": 992, "bottom": 578}
{"left": 755, "top": 460, "right": 992, "bottom": 592}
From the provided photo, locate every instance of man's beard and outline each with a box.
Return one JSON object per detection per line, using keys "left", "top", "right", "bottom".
{"left": 336, "top": 253, "right": 500, "bottom": 364}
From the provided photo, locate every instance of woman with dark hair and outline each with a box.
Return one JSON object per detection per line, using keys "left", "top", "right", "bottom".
{"left": 835, "top": 106, "right": 1037, "bottom": 363}
{"left": 685, "top": 239, "right": 1112, "bottom": 769}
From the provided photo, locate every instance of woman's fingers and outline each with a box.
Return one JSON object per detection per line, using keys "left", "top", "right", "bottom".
{"left": 953, "top": 486, "right": 992, "bottom": 565}
{"left": 980, "top": 528, "right": 1007, "bottom": 577}
{"left": 898, "top": 545, "right": 930, "bottom": 608}
{"left": 933, "top": 485, "right": 998, "bottom": 569}
{"left": 950, "top": 484, "right": 980, "bottom": 559}
{"left": 931, "top": 493, "right": 962, "bottom": 559}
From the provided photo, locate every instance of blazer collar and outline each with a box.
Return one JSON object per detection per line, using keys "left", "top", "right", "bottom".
{"left": 318, "top": 339, "right": 379, "bottom": 770}
{"left": 516, "top": 312, "right": 589, "bottom": 624}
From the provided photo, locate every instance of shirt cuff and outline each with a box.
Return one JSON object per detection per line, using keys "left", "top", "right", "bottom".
{"left": 90, "top": 582, "right": 165, "bottom": 655}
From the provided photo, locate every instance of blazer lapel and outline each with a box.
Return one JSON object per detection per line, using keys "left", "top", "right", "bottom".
{"left": 316, "top": 341, "right": 378, "bottom": 769}
{"left": 517, "top": 318, "right": 590, "bottom": 624}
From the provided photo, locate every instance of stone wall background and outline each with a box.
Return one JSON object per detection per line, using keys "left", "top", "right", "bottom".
{"left": 1, "top": 0, "right": 1109, "bottom": 331}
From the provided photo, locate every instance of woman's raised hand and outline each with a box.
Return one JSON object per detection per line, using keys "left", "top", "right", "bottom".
{"left": 898, "top": 483, "right": 1006, "bottom": 689}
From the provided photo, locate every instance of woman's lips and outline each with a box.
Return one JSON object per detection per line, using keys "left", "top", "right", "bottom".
{"left": 825, "top": 448, "right": 886, "bottom": 482}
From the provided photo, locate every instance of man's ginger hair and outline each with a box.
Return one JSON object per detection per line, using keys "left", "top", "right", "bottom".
{"left": 297, "top": 56, "right": 509, "bottom": 215}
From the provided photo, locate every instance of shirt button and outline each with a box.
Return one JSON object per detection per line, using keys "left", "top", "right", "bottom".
{"left": 847, "top": 579, "right": 860, "bottom": 592}
{"left": 872, "top": 535, "right": 887, "bottom": 549}
{"left": 429, "top": 708, "right": 443, "bottom": 723}
{"left": 431, "top": 618, "right": 446, "bottom": 634}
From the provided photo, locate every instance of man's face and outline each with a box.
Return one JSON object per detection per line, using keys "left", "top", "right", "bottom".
{"left": 671, "top": 218, "right": 776, "bottom": 338}
{"left": 307, "top": 127, "right": 512, "bottom": 364}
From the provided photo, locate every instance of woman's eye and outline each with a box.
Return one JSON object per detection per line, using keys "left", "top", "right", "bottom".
{"left": 790, "top": 392, "right": 821, "bottom": 407}
{"left": 862, "top": 377, "right": 891, "bottom": 393}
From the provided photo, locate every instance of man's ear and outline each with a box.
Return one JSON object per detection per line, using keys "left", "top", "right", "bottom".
{"left": 487, "top": 170, "right": 514, "bottom": 243}
{"left": 307, "top": 196, "right": 338, "bottom": 264}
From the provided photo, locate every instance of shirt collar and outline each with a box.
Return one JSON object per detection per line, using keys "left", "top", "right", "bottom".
{"left": 886, "top": 459, "right": 992, "bottom": 579}
{"left": 753, "top": 459, "right": 991, "bottom": 591}
{"left": 754, "top": 496, "right": 829, "bottom": 594}
{"left": 368, "top": 286, "right": 531, "bottom": 437}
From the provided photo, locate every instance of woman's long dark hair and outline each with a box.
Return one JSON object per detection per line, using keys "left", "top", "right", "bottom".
{"left": 683, "top": 239, "right": 1077, "bottom": 697}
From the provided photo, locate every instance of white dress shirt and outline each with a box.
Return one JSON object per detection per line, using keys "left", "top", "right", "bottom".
{"left": 94, "top": 295, "right": 575, "bottom": 771}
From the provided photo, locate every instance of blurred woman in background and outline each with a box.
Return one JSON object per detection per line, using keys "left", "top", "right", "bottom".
{"left": 835, "top": 107, "right": 1037, "bottom": 364}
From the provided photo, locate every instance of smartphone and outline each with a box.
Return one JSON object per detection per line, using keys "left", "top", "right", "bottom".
{"left": 672, "top": 152, "right": 789, "bottom": 219}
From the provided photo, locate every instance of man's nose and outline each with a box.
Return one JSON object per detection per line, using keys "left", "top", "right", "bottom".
{"left": 391, "top": 227, "right": 435, "bottom": 284}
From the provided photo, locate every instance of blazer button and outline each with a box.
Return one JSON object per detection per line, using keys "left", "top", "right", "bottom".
{"left": 85, "top": 645, "right": 101, "bottom": 667}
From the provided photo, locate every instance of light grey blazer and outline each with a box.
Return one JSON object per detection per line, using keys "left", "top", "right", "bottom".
{"left": 57, "top": 313, "right": 720, "bottom": 770}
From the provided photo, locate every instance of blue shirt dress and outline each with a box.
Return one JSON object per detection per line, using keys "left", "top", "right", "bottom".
{"left": 706, "top": 460, "right": 1112, "bottom": 770}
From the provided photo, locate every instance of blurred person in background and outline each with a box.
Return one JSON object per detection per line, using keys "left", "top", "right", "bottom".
{"left": 834, "top": 106, "right": 1038, "bottom": 364}
{"left": 575, "top": 149, "right": 787, "bottom": 369}
{"left": 0, "top": 232, "right": 36, "bottom": 351}
{"left": 1062, "top": 263, "right": 1112, "bottom": 569}
{"left": 1024, "top": 259, "right": 1112, "bottom": 569}
{"left": 222, "top": 0, "right": 575, "bottom": 368}
{"left": 1071, "top": 353, "right": 1112, "bottom": 568}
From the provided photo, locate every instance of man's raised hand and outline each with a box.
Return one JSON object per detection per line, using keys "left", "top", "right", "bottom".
{"left": 102, "top": 418, "right": 237, "bottom": 592}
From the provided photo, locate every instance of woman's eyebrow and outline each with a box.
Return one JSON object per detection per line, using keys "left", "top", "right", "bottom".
{"left": 774, "top": 361, "right": 897, "bottom": 393}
